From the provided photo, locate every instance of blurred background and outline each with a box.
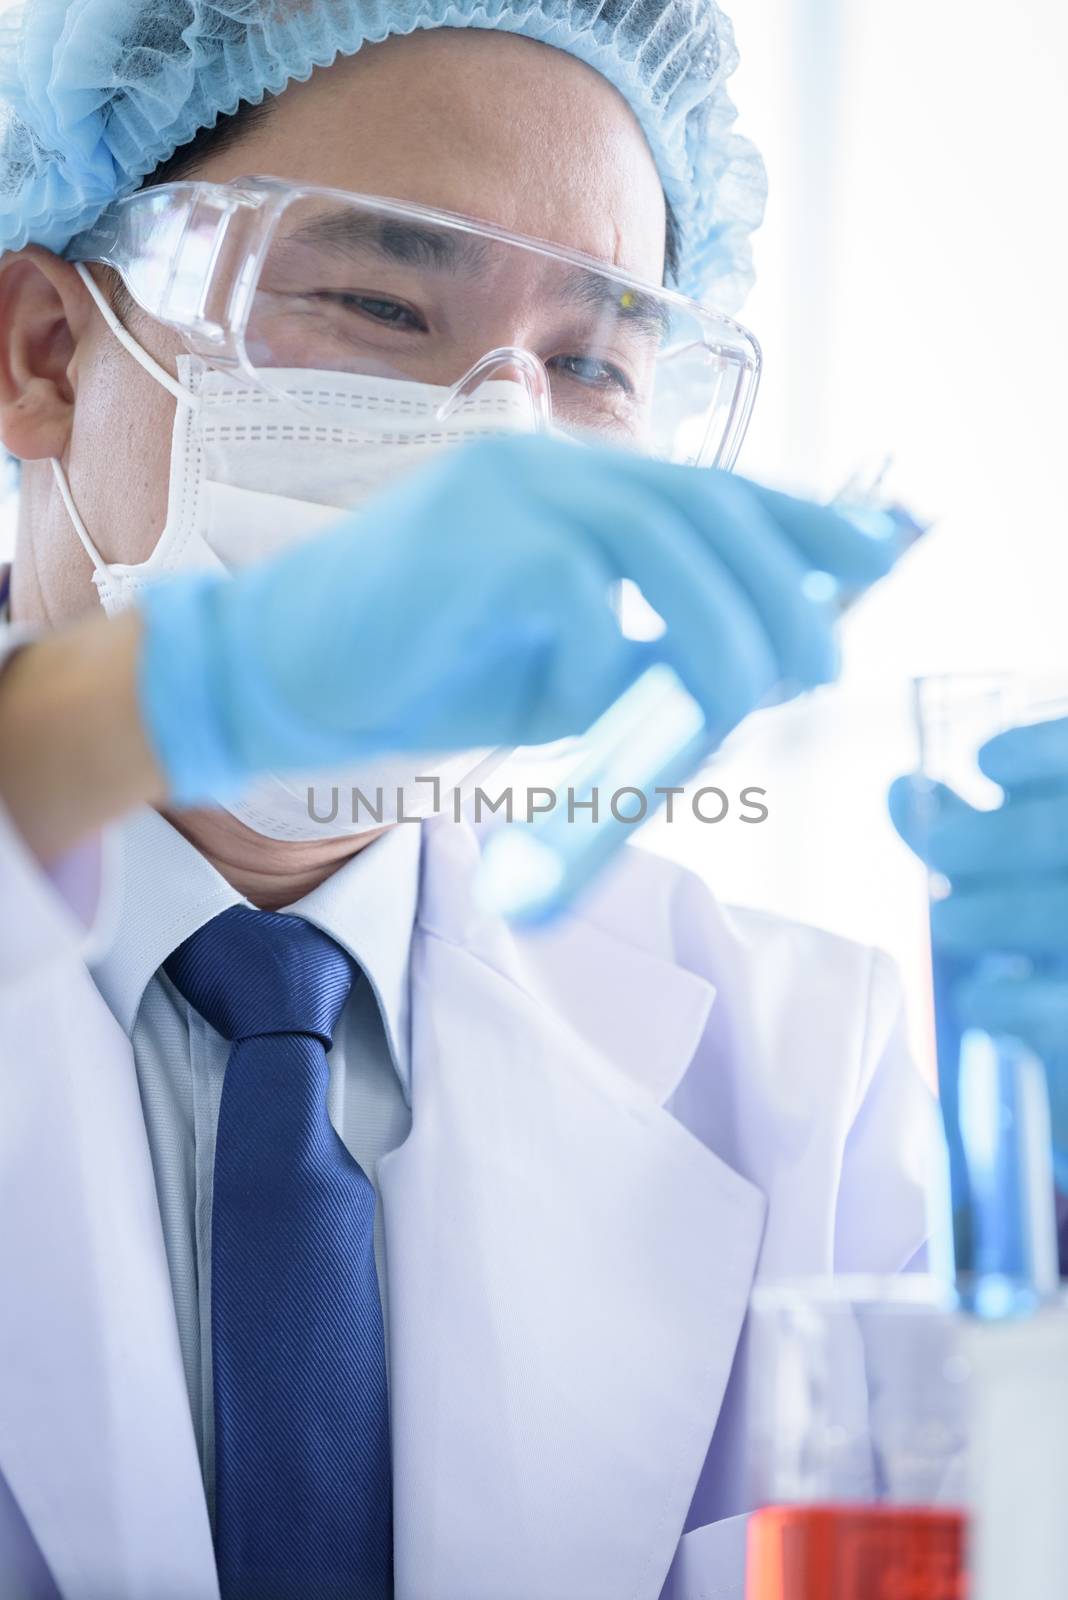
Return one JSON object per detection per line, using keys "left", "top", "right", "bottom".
{"left": 1, "top": 0, "right": 1065, "bottom": 1069}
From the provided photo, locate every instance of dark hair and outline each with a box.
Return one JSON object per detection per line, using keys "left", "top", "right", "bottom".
{"left": 141, "top": 99, "right": 274, "bottom": 189}
{"left": 135, "top": 95, "right": 683, "bottom": 287}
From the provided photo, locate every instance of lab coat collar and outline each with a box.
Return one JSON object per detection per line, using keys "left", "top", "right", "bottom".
{"left": 90, "top": 808, "right": 420, "bottom": 1095}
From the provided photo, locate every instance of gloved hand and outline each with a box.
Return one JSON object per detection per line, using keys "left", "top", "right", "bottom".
{"left": 137, "top": 431, "right": 899, "bottom": 802}
{"left": 889, "top": 716, "right": 1068, "bottom": 1184}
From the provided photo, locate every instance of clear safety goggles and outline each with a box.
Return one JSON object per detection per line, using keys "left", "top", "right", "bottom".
{"left": 66, "top": 176, "right": 761, "bottom": 467}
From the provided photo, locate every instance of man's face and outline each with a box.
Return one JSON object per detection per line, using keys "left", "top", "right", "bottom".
{"left": 3, "top": 28, "right": 667, "bottom": 625}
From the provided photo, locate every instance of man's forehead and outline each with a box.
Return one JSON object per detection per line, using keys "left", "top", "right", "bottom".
{"left": 203, "top": 32, "right": 668, "bottom": 284}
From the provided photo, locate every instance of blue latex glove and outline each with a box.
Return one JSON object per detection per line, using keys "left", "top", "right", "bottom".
{"left": 137, "top": 432, "right": 898, "bottom": 802}
{"left": 889, "top": 716, "right": 1068, "bottom": 1186}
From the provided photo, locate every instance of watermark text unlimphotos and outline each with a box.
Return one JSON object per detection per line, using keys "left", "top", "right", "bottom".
{"left": 306, "top": 776, "right": 769, "bottom": 827}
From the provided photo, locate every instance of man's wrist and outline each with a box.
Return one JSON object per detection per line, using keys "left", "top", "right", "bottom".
{"left": 0, "top": 607, "right": 167, "bottom": 861}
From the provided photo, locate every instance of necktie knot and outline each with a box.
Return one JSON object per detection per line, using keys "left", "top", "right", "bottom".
{"left": 164, "top": 903, "right": 357, "bottom": 1046}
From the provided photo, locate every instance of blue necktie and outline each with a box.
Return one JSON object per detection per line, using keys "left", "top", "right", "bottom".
{"left": 165, "top": 905, "right": 393, "bottom": 1600}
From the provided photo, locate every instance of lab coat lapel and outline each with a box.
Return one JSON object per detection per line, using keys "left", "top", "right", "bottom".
{"left": 381, "top": 821, "right": 768, "bottom": 1600}
{"left": 0, "top": 958, "right": 217, "bottom": 1597}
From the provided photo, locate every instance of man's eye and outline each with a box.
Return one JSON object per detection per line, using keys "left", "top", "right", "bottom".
{"left": 551, "top": 353, "right": 633, "bottom": 393}
{"left": 309, "top": 291, "right": 427, "bottom": 330}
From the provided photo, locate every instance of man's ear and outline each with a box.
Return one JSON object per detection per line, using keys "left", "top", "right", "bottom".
{"left": 0, "top": 246, "right": 95, "bottom": 463}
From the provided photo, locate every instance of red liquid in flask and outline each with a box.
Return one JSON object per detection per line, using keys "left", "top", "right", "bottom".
{"left": 746, "top": 1504, "right": 969, "bottom": 1600}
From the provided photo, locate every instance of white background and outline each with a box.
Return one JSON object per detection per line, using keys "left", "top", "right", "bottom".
{"left": 2, "top": 0, "right": 1066, "bottom": 1069}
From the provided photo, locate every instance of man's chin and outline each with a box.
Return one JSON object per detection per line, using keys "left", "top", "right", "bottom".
{"left": 156, "top": 802, "right": 392, "bottom": 907}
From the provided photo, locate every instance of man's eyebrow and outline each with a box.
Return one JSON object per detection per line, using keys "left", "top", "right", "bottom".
{"left": 554, "top": 267, "right": 671, "bottom": 344}
{"left": 281, "top": 209, "right": 670, "bottom": 338}
{"left": 283, "top": 207, "right": 493, "bottom": 273}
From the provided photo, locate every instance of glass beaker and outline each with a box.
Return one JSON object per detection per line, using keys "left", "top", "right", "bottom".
{"left": 745, "top": 1276, "right": 971, "bottom": 1600}
{"left": 913, "top": 673, "right": 1068, "bottom": 1317}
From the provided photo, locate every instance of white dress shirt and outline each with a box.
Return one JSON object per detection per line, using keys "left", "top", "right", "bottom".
{"left": 89, "top": 807, "right": 421, "bottom": 1510}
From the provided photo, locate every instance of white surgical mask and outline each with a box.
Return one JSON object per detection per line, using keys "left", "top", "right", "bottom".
{"left": 53, "top": 267, "right": 535, "bottom": 840}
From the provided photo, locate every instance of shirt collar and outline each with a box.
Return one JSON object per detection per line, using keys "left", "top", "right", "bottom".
{"left": 90, "top": 809, "right": 421, "bottom": 1099}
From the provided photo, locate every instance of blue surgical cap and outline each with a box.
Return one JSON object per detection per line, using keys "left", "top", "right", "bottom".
{"left": 0, "top": 0, "right": 766, "bottom": 310}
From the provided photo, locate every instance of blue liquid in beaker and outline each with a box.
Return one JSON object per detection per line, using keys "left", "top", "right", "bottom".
{"left": 931, "top": 942, "right": 1059, "bottom": 1318}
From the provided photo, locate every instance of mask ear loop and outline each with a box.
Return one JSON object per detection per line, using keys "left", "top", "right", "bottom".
{"left": 73, "top": 262, "right": 199, "bottom": 409}
{"left": 49, "top": 456, "right": 109, "bottom": 574}
{"left": 50, "top": 264, "right": 203, "bottom": 575}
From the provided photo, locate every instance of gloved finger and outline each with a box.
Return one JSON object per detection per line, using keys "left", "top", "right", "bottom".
{"left": 930, "top": 881, "right": 1068, "bottom": 957}
{"left": 504, "top": 443, "right": 838, "bottom": 699}
{"left": 501, "top": 533, "right": 653, "bottom": 742}
{"left": 741, "top": 479, "right": 902, "bottom": 591}
{"left": 978, "top": 715, "right": 1068, "bottom": 790}
{"left": 665, "top": 471, "right": 841, "bottom": 690}
{"left": 888, "top": 775, "right": 972, "bottom": 862}
{"left": 459, "top": 495, "right": 776, "bottom": 744}
{"left": 888, "top": 776, "right": 1068, "bottom": 877}
{"left": 954, "top": 972, "right": 1068, "bottom": 1066}
{"left": 568, "top": 475, "right": 834, "bottom": 704}
{"left": 578, "top": 486, "right": 786, "bottom": 729}
{"left": 586, "top": 448, "right": 900, "bottom": 591}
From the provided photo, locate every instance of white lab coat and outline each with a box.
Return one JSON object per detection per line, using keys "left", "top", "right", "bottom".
{"left": 0, "top": 797, "right": 933, "bottom": 1600}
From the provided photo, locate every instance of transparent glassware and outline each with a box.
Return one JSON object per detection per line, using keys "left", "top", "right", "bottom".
{"left": 744, "top": 1277, "right": 971, "bottom": 1600}
{"left": 913, "top": 674, "right": 1068, "bottom": 1318}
